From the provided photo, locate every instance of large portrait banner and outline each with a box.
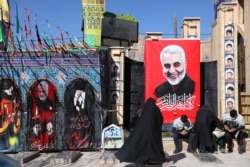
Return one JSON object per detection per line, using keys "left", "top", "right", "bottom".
{"left": 144, "top": 40, "right": 200, "bottom": 124}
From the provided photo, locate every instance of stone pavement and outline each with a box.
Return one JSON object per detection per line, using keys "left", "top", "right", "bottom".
{"left": 4, "top": 149, "right": 250, "bottom": 167}
{"left": 2, "top": 137, "right": 250, "bottom": 167}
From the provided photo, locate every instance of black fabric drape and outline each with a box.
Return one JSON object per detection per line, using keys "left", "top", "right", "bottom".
{"left": 201, "top": 61, "right": 217, "bottom": 116}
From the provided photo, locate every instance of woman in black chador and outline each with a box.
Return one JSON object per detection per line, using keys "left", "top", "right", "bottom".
{"left": 115, "top": 98, "right": 166, "bottom": 165}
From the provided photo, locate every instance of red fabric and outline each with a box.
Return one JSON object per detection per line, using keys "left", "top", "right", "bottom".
{"left": 144, "top": 40, "right": 200, "bottom": 123}
{"left": 25, "top": 8, "right": 32, "bottom": 36}
{"left": 24, "top": 20, "right": 28, "bottom": 39}
{"left": 8, "top": 28, "right": 14, "bottom": 57}
{"left": 57, "top": 27, "right": 65, "bottom": 47}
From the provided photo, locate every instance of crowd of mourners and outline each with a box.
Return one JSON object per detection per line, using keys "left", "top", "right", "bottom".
{"left": 114, "top": 99, "right": 249, "bottom": 166}
{"left": 172, "top": 105, "right": 248, "bottom": 154}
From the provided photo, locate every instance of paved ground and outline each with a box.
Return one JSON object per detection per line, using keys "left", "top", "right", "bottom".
{"left": 3, "top": 149, "right": 249, "bottom": 167}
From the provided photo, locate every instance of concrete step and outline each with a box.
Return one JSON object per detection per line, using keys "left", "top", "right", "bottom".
{"left": 99, "top": 150, "right": 120, "bottom": 165}
{"left": 162, "top": 138, "right": 250, "bottom": 152}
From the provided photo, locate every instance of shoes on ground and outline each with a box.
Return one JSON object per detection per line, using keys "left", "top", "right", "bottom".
{"left": 199, "top": 150, "right": 207, "bottom": 153}
{"left": 173, "top": 149, "right": 181, "bottom": 154}
{"left": 187, "top": 148, "right": 196, "bottom": 153}
{"left": 220, "top": 148, "right": 226, "bottom": 153}
{"left": 238, "top": 148, "right": 244, "bottom": 154}
{"left": 238, "top": 150, "right": 244, "bottom": 154}
{"left": 228, "top": 148, "right": 233, "bottom": 153}
{"left": 165, "top": 152, "right": 171, "bottom": 161}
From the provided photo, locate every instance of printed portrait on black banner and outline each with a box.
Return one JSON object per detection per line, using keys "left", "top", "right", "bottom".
{"left": 0, "top": 78, "right": 22, "bottom": 152}
{"left": 63, "top": 78, "right": 95, "bottom": 150}
{"left": 27, "top": 79, "right": 58, "bottom": 151}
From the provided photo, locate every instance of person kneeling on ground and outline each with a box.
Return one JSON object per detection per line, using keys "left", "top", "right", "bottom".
{"left": 172, "top": 114, "right": 196, "bottom": 154}
{"left": 222, "top": 109, "right": 248, "bottom": 153}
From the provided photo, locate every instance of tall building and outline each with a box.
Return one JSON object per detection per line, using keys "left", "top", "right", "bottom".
{"left": 211, "top": 0, "right": 250, "bottom": 123}
{"left": 181, "top": 17, "right": 201, "bottom": 39}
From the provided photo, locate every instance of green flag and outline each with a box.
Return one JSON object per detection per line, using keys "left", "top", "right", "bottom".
{"left": 0, "top": 27, "right": 3, "bottom": 42}
{"left": 16, "top": 3, "right": 20, "bottom": 33}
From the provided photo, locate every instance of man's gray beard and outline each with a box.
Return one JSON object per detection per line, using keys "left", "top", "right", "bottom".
{"left": 166, "top": 71, "right": 185, "bottom": 86}
{"left": 39, "top": 96, "right": 47, "bottom": 101}
{"left": 3, "top": 89, "right": 12, "bottom": 95}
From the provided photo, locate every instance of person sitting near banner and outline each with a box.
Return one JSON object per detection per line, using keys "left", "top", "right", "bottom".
{"left": 212, "top": 126, "right": 226, "bottom": 154}
{"left": 172, "top": 114, "right": 196, "bottom": 154}
{"left": 222, "top": 109, "right": 248, "bottom": 153}
{"left": 154, "top": 45, "right": 195, "bottom": 100}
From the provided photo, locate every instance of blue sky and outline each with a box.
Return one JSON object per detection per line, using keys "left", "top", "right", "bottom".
{"left": 9, "top": 0, "right": 215, "bottom": 41}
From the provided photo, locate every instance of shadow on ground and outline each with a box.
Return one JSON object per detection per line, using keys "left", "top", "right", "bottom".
{"left": 124, "top": 153, "right": 186, "bottom": 167}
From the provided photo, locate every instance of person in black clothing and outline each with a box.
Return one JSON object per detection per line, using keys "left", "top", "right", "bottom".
{"left": 128, "top": 108, "right": 142, "bottom": 131}
{"left": 194, "top": 105, "right": 225, "bottom": 153}
{"left": 115, "top": 98, "right": 167, "bottom": 166}
{"left": 154, "top": 45, "right": 195, "bottom": 99}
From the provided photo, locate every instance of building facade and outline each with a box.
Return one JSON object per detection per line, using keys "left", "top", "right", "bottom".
{"left": 108, "top": 0, "right": 250, "bottom": 125}
{"left": 211, "top": 0, "right": 250, "bottom": 123}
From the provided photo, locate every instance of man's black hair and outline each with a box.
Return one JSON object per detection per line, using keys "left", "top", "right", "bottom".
{"left": 2, "top": 79, "right": 12, "bottom": 90}
{"left": 180, "top": 114, "right": 188, "bottom": 123}
{"left": 226, "top": 29, "right": 232, "bottom": 33}
{"left": 230, "top": 109, "right": 237, "bottom": 118}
